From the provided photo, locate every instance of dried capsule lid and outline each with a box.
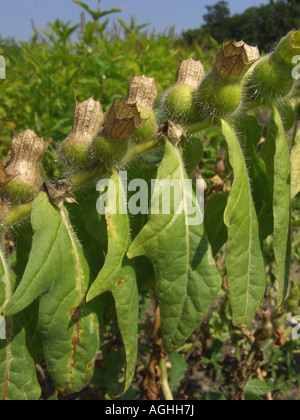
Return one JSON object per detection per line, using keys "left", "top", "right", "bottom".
{"left": 159, "top": 120, "right": 187, "bottom": 146}
{"left": 7, "top": 129, "right": 51, "bottom": 171}
{"left": 126, "top": 74, "right": 158, "bottom": 110}
{"left": 103, "top": 99, "right": 147, "bottom": 141}
{"left": 44, "top": 179, "right": 78, "bottom": 209}
{"left": 72, "top": 97, "right": 105, "bottom": 136}
{"left": 175, "top": 58, "right": 205, "bottom": 88}
{"left": 214, "top": 41, "right": 260, "bottom": 79}
{"left": 5, "top": 130, "right": 51, "bottom": 191}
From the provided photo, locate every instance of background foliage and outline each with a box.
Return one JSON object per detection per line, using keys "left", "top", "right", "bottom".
{"left": 183, "top": 0, "right": 300, "bottom": 52}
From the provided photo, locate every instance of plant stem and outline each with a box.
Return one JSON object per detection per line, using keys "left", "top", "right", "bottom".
{"left": 159, "top": 357, "right": 173, "bottom": 401}
{"left": 183, "top": 119, "right": 217, "bottom": 134}
{"left": 70, "top": 167, "right": 107, "bottom": 187}
{"left": 2, "top": 201, "right": 34, "bottom": 228}
{"left": 121, "top": 137, "right": 164, "bottom": 163}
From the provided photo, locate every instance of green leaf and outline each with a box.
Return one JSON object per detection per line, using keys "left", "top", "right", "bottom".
{"left": 204, "top": 193, "right": 228, "bottom": 256}
{"left": 168, "top": 352, "right": 187, "bottom": 390}
{"left": 0, "top": 316, "right": 41, "bottom": 400}
{"left": 0, "top": 247, "right": 41, "bottom": 400}
{"left": 276, "top": 100, "right": 295, "bottom": 133}
{"left": 87, "top": 170, "right": 139, "bottom": 396}
{"left": 5, "top": 193, "right": 100, "bottom": 394}
{"left": 182, "top": 135, "right": 203, "bottom": 176}
{"left": 67, "top": 188, "right": 107, "bottom": 278}
{"left": 128, "top": 140, "right": 222, "bottom": 352}
{"left": 245, "top": 378, "right": 275, "bottom": 396}
{"left": 235, "top": 115, "right": 273, "bottom": 240}
{"left": 291, "top": 129, "right": 300, "bottom": 199}
{"left": 13, "top": 223, "right": 33, "bottom": 280}
{"left": 73, "top": 1, "right": 123, "bottom": 21}
{"left": 0, "top": 247, "right": 16, "bottom": 313}
{"left": 270, "top": 108, "right": 291, "bottom": 304}
{"left": 221, "top": 119, "right": 266, "bottom": 326}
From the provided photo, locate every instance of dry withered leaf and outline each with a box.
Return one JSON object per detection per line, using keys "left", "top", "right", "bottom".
{"left": 210, "top": 175, "right": 224, "bottom": 188}
{"left": 127, "top": 74, "right": 158, "bottom": 110}
{"left": 272, "top": 326, "right": 287, "bottom": 348}
{"left": 175, "top": 58, "right": 205, "bottom": 88}
{"left": 102, "top": 99, "right": 147, "bottom": 141}
{"left": 159, "top": 120, "right": 187, "bottom": 146}
{"left": 214, "top": 41, "right": 260, "bottom": 79}
{"left": 44, "top": 179, "right": 78, "bottom": 209}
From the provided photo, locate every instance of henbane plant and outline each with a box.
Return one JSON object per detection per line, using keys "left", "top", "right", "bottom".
{"left": 0, "top": 29, "right": 299, "bottom": 400}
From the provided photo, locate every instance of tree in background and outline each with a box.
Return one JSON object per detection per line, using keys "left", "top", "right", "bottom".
{"left": 182, "top": 0, "right": 300, "bottom": 51}
{"left": 203, "top": 0, "right": 231, "bottom": 42}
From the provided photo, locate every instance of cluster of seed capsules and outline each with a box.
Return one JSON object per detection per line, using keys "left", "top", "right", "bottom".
{"left": 0, "top": 29, "right": 299, "bottom": 224}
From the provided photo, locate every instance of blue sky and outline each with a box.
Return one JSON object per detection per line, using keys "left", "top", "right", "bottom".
{"left": 0, "top": 0, "right": 270, "bottom": 42}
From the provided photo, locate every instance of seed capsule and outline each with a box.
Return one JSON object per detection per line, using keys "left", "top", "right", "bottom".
{"left": 3, "top": 130, "right": 51, "bottom": 203}
{"left": 196, "top": 41, "right": 259, "bottom": 117}
{"left": 126, "top": 74, "right": 158, "bottom": 142}
{"left": 162, "top": 58, "right": 205, "bottom": 123}
{"left": 93, "top": 99, "right": 147, "bottom": 164}
{"left": 243, "top": 30, "right": 300, "bottom": 105}
{"left": 61, "top": 97, "right": 105, "bottom": 170}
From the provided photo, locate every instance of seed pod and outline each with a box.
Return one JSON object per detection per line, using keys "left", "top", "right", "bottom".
{"left": 162, "top": 58, "right": 205, "bottom": 123}
{"left": 93, "top": 99, "right": 147, "bottom": 165}
{"left": 3, "top": 130, "right": 51, "bottom": 203}
{"left": 243, "top": 30, "right": 300, "bottom": 105}
{"left": 196, "top": 41, "right": 259, "bottom": 117}
{"left": 126, "top": 74, "right": 158, "bottom": 142}
{"left": 60, "top": 97, "right": 105, "bottom": 170}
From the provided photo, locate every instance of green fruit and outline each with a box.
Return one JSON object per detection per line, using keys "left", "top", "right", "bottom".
{"left": 242, "top": 30, "right": 300, "bottom": 105}
{"left": 243, "top": 56, "right": 294, "bottom": 105}
{"left": 92, "top": 136, "right": 129, "bottom": 165}
{"left": 60, "top": 140, "right": 92, "bottom": 170}
{"left": 3, "top": 178, "right": 40, "bottom": 203}
{"left": 131, "top": 109, "right": 157, "bottom": 142}
{"left": 162, "top": 85, "right": 199, "bottom": 123}
{"left": 196, "top": 72, "right": 242, "bottom": 117}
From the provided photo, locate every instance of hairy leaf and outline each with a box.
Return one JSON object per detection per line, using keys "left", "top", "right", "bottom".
{"left": 235, "top": 115, "right": 273, "bottom": 240}
{"left": 270, "top": 108, "right": 291, "bottom": 304}
{"left": 128, "top": 140, "right": 222, "bottom": 352}
{"left": 87, "top": 170, "right": 138, "bottom": 396}
{"left": 0, "top": 246, "right": 40, "bottom": 400}
{"left": 182, "top": 134, "right": 203, "bottom": 176}
{"left": 204, "top": 193, "right": 228, "bottom": 256}
{"left": 221, "top": 120, "right": 266, "bottom": 326}
{"left": 5, "top": 193, "right": 100, "bottom": 394}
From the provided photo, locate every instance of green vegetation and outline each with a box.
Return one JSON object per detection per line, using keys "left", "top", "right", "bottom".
{"left": 183, "top": 0, "right": 300, "bottom": 52}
